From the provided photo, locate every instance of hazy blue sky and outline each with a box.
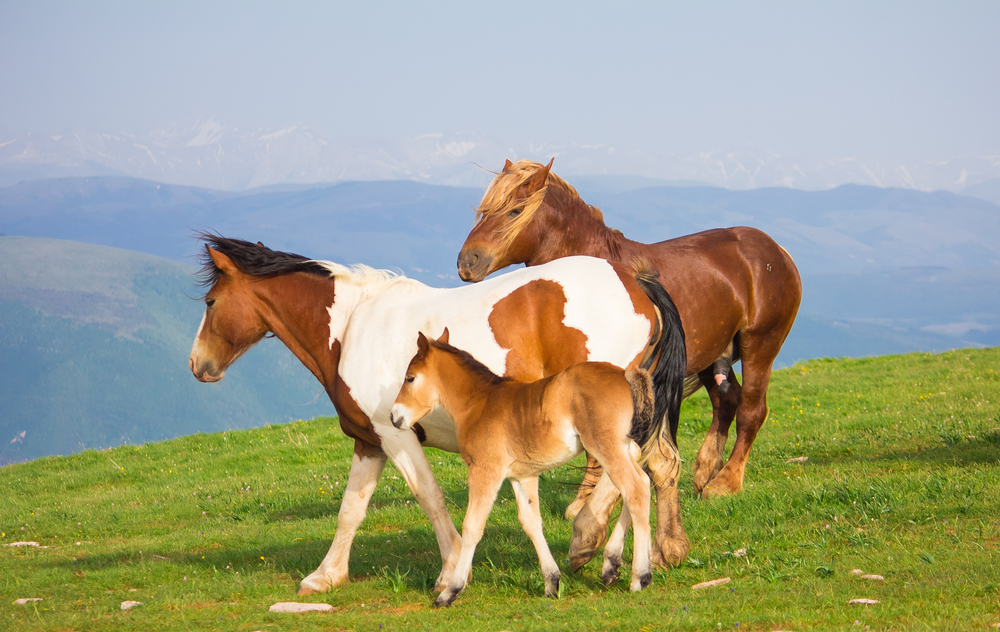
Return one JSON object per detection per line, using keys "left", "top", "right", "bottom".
{"left": 2, "top": 1, "right": 997, "bottom": 161}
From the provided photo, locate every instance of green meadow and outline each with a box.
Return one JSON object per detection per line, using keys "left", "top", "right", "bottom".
{"left": 3, "top": 348, "right": 999, "bottom": 631}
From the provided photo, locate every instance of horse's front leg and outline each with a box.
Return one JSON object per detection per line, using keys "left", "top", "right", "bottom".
{"left": 378, "top": 429, "right": 463, "bottom": 593}
{"left": 299, "top": 440, "right": 386, "bottom": 595}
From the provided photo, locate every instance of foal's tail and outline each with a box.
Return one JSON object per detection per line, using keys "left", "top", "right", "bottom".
{"left": 632, "top": 261, "right": 687, "bottom": 449}
{"left": 625, "top": 367, "right": 658, "bottom": 464}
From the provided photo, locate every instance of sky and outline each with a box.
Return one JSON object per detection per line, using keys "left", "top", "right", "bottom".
{"left": 1, "top": 1, "right": 998, "bottom": 162}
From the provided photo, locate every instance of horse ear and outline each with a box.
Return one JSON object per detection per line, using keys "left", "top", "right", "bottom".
{"left": 416, "top": 331, "right": 429, "bottom": 355}
{"left": 502, "top": 159, "right": 513, "bottom": 172}
{"left": 256, "top": 241, "right": 265, "bottom": 248}
{"left": 526, "top": 157, "right": 554, "bottom": 195}
{"left": 437, "top": 327, "right": 450, "bottom": 345}
{"left": 208, "top": 247, "right": 240, "bottom": 276}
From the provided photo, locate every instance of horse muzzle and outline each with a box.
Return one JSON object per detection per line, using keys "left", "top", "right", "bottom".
{"left": 189, "top": 355, "right": 225, "bottom": 383}
{"left": 389, "top": 404, "right": 411, "bottom": 430}
{"left": 457, "top": 248, "right": 493, "bottom": 283}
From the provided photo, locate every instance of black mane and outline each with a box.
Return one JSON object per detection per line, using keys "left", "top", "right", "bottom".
{"left": 196, "top": 233, "right": 331, "bottom": 288}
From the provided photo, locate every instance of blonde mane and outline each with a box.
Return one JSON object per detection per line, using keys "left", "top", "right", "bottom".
{"left": 475, "top": 160, "right": 605, "bottom": 253}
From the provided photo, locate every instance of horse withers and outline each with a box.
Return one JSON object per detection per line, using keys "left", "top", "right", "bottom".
{"left": 391, "top": 329, "right": 676, "bottom": 606}
{"left": 188, "top": 235, "right": 688, "bottom": 596}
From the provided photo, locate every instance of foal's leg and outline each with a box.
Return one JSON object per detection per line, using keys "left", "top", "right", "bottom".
{"left": 692, "top": 365, "right": 741, "bottom": 495}
{"left": 597, "top": 444, "right": 652, "bottom": 592}
{"left": 564, "top": 453, "right": 602, "bottom": 520}
{"left": 567, "top": 471, "right": 620, "bottom": 572}
{"left": 511, "top": 477, "right": 561, "bottom": 597}
{"left": 435, "top": 465, "right": 505, "bottom": 607}
{"left": 600, "top": 497, "right": 631, "bottom": 586}
{"left": 299, "top": 440, "right": 386, "bottom": 595}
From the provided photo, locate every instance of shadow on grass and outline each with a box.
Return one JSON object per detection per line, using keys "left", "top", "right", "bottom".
{"left": 800, "top": 429, "right": 1000, "bottom": 469}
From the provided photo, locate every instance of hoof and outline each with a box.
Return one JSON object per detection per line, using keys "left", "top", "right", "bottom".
{"left": 652, "top": 537, "right": 690, "bottom": 568}
{"left": 544, "top": 573, "right": 561, "bottom": 598}
{"left": 701, "top": 473, "right": 741, "bottom": 498}
{"left": 601, "top": 556, "right": 622, "bottom": 587}
{"left": 297, "top": 572, "right": 340, "bottom": 595}
{"left": 630, "top": 571, "right": 653, "bottom": 591}
{"left": 433, "top": 591, "right": 458, "bottom": 608}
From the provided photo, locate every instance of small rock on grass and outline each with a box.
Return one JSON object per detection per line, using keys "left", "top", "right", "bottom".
{"left": 848, "top": 598, "right": 880, "bottom": 605}
{"left": 7, "top": 541, "right": 41, "bottom": 547}
{"left": 13, "top": 598, "right": 42, "bottom": 605}
{"left": 692, "top": 577, "right": 731, "bottom": 590}
{"left": 269, "top": 602, "right": 335, "bottom": 613}
{"left": 850, "top": 569, "right": 864, "bottom": 575}
{"left": 785, "top": 456, "right": 809, "bottom": 463}
{"left": 861, "top": 574, "right": 884, "bottom": 580}
{"left": 120, "top": 601, "right": 142, "bottom": 610}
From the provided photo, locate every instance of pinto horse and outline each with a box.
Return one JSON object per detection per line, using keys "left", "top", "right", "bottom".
{"left": 458, "top": 159, "right": 802, "bottom": 498}
{"left": 391, "top": 330, "right": 674, "bottom": 605}
{"left": 188, "top": 235, "right": 688, "bottom": 596}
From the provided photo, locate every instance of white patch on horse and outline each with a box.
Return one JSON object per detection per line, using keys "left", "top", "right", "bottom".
{"left": 534, "top": 257, "right": 651, "bottom": 364}
{"left": 189, "top": 314, "right": 206, "bottom": 356}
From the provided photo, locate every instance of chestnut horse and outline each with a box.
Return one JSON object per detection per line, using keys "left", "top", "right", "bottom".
{"left": 188, "top": 235, "right": 688, "bottom": 596}
{"left": 391, "top": 330, "right": 676, "bottom": 605}
{"left": 458, "top": 159, "right": 802, "bottom": 498}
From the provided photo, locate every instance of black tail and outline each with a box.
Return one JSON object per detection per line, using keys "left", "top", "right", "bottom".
{"left": 634, "top": 267, "right": 686, "bottom": 446}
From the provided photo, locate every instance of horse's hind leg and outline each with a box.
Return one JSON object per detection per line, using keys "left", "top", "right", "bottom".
{"left": 595, "top": 443, "right": 652, "bottom": 592}
{"left": 568, "top": 471, "right": 620, "bottom": 572}
{"left": 692, "top": 364, "right": 741, "bottom": 495}
{"left": 564, "top": 453, "right": 602, "bottom": 519}
{"left": 702, "top": 334, "right": 778, "bottom": 497}
{"left": 647, "top": 435, "right": 689, "bottom": 567}
{"left": 511, "top": 477, "right": 560, "bottom": 598}
{"left": 299, "top": 441, "right": 386, "bottom": 595}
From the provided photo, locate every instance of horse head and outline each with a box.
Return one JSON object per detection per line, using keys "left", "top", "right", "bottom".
{"left": 457, "top": 158, "right": 555, "bottom": 282}
{"left": 390, "top": 329, "right": 450, "bottom": 430}
{"left": 189, "top": 246, "right": 270, "bottom": 382}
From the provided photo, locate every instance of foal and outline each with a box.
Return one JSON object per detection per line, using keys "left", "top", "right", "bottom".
{"left": 391, "top": 329, "right": 671, "bottom": 607}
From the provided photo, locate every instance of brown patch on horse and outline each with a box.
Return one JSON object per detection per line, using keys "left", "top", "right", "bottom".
{"left": 487, "top": 279, "right": 588, "bottom": 380}
{"left": 329, "top": 339, "right": 382, "bottom": 448}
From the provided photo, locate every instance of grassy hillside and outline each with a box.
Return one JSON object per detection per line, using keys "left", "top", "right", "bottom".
{"left": 3, "top": 348, "right": 998, "bottom": 630}
{"left": 0, "top": 236, "right": 332, "bottom": 464}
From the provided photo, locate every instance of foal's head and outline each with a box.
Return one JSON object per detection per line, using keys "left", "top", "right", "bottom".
{"left": 390, "top": 329, "right": 452, "bottom": 431}
{"left": 189, "top": 235, "right": 328, "bottom": 382}
{"left": 457, "top": 158, "right": 602, "bottom": 282}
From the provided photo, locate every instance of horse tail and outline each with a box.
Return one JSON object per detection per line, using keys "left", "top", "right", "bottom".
{"left": 632, "top": 261, "right": 687, "bottom": 449}
{"left": 625, "top": 367, "right": 657, "bottom": 463}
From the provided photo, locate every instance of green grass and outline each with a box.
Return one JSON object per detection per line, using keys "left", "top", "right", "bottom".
{"left": 3, "top": 348, "right": 999, "bottom": 630}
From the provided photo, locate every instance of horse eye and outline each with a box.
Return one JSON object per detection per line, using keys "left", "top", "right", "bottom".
{"left": 405, "top": 376, "right": 415, "bottom": 384}
{"left": 508, "top": 208, "right": 522, "bottom": 218}
{"left": 206, "top": 298, "right": 216, "bottom": 308}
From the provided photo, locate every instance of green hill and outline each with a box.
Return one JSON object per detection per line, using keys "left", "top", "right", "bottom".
{"left": 0, "top": 236, "right": 332, "bottom": 464}
{"left": 1, "top": 349, "right": 998, "bottom": 630}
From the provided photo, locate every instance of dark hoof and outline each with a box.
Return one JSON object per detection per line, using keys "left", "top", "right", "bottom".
{"left": 433, "top": 593, "right": 457, "bottom": 608}
{"left": 601, "top": 556, "right": 622, "bottom": 587}
{"left": 544, "top": 573, "right": 561, "bottom": 598}
{"left": 640, "top": 571, "right": 653, "bottom": 589}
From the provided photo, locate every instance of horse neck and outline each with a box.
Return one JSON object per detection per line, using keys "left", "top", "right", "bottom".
{"left": 431, "top": 352, "right": 496, "bottom": 430}
{"left": 254, "top": 272, "right": 363, "bottom": 390}
{"left": 533, "top": 193, "right": 638, "bottom": 265}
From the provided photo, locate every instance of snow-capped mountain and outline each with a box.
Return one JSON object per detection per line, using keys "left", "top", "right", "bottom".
{"left": 1, "top": 118, "right": 997, "bottom": 193}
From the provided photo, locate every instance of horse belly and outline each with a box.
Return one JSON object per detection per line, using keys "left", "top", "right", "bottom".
{"left": 508, "top": 421, "right": 582, "bottom": 479}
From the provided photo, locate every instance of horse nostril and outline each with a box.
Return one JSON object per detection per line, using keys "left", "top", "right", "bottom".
{"left": 469, "top": 253, "right": 479, "bottom": 265}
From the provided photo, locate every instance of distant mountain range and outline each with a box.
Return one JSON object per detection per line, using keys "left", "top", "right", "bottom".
{"left": 0, "top": 236, "right": 332, "bottom": 465}
{"left": 2, "top": 118, "right": 999, "bottom": 198}
{"left": 3, "top": 175, "right": 999, "bottom": 462}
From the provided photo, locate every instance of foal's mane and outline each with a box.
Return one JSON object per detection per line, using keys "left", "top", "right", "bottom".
{"left": 428, "top": 339, "right": 507, "bottom": 387}
{"left": 196, "top": 233, "right": 405, "bottom": 291}
{"left": 475, "top": 160, "right": 607, "bottom": 252}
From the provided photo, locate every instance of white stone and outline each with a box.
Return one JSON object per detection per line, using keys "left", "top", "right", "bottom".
{"left": 692, "top": 577, "right": 731, "bottom": 590}
{"left": 268, "top": 602, "right": 335, "bottom": 613}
